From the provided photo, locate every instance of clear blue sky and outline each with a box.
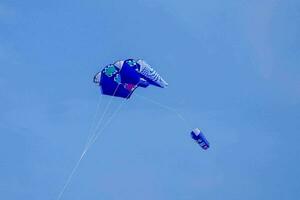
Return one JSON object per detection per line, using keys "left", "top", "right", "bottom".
{"left": 1, "top": 0, "right": 300, "bottom": 200}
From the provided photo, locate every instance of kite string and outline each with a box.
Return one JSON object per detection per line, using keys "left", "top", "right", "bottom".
{"left": 59, "top": 95, "right": 127, "bottom": 200}
{"left": 56, "top": 84, "right": 121, "bottom": 200}
{"left": 88, "top": 98, "right": 127, "bottom": 147}
{"left": 83, "top": 93, "right": 103, "bottom": 149}
{"left": 86, "top": 85, "right": 134, "bottom": 150}
{"left": 56, "top": 150, "right": 86, "bottom": 200}
{"left": 84, "top": 84, "right": 121, "bottom": 151}
{"left": 56, "top": 94, "right": 103, "bottom": 200}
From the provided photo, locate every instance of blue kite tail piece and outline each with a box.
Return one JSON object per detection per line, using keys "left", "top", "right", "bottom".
{"left": 191, "top": 128, "right": 210, "bottom": 150}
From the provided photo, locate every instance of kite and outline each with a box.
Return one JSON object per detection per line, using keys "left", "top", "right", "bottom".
{"left": 93, "top": 59, "right": 168, "bottom": 99}
{"left": 191, "top": 128, "right": 210, "bottom": 150}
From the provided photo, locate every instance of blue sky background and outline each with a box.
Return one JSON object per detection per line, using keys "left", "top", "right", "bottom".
{"left": 1, "top": 0, "right": 300, "bottom": 200}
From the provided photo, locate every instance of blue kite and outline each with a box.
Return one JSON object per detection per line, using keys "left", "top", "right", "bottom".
{"left": 191, "top": 128, "right": 210, "bottom": 150}
{"left": 93, "top": 59, "right": 168, "bottom": 99}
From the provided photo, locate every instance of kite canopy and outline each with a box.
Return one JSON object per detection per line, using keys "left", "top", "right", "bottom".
{"left": 93, "top": 59, "right": 168, "bottom": 99}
